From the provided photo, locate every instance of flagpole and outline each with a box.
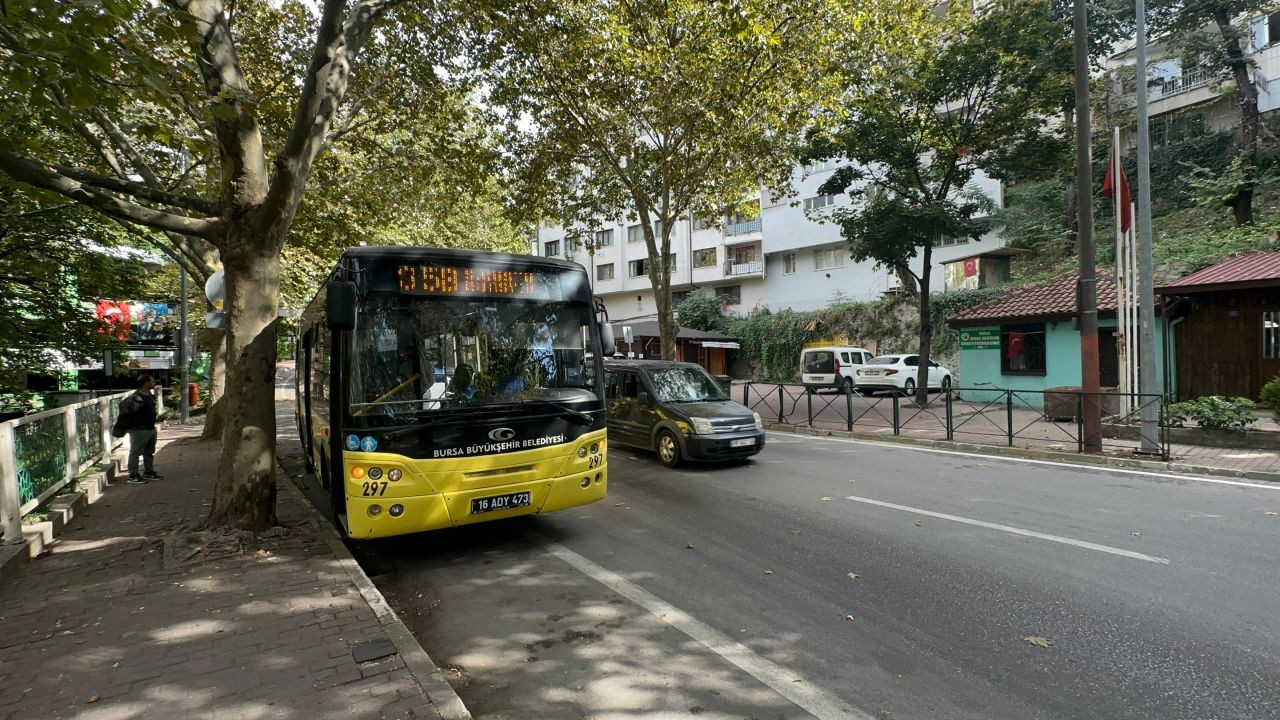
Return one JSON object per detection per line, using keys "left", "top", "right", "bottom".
{"left": 1112, "top": 129, "right": 1128, "bottom": 418}
{"left": 1134, "top": 0, "right": 1160, "bottom": 454}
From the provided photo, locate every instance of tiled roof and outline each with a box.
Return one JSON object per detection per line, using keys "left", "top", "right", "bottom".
{"left": 948, "top": 271, "right": 1117, "bottom": 326}
{"left": 1156, "top": 252, "right": 1280, "bottom": 293}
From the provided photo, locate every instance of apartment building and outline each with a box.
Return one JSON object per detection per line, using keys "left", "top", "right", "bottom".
{"left": 533, "top": 211, "right": 769, "bottom": 323}
{"left": 1106, "top": 9, "right": 1280, "bottom": 149}
{"left": 531, "top": 163, "right": 1007, "bottom": 321}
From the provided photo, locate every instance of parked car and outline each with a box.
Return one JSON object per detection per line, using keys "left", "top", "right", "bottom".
{"left": 604, "top": 359, "right": 765, "bottom": 467}
{"left": 854, "top": 354, "right": 952, "bottom": 396}
{"left": 800, "top": 346, "right": 874, "bottom": 393}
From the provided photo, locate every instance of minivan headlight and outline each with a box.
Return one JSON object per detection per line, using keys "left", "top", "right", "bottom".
{"left": 753, "top": 412, "right": 763, "bottom": 431}
{"left": 690, "top": 417, "right": 714, "bottom": 435}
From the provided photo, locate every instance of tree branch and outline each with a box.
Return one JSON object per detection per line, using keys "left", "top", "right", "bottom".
{"left": 263, "top": 0, "right": 397, "bottom": 224}
{"left": 47, "top": 160, "right": 219, "bottom": 214}
{"left": 0, "top": 149, "right": 219, "bottom": 237}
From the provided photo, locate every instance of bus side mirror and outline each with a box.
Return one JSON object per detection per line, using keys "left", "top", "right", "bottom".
{"left": 599, "top": 322, "right": 615, "bottom": 353}
{"left": 326, "top": 281, "right": 357, "bottom": 331}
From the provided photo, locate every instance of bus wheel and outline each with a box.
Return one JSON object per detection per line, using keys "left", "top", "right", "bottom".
{"left": 655, "top": 430, "right": 683, "bottom": 468}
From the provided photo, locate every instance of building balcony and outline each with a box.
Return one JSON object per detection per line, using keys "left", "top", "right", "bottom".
{"left": 1155, "top": 68, "right": 1217, "bottom": 98}
{"left": 724, "top": 259, "right": 764, "bottom": 278}
{"left": 723, "top": 219, "right": 762, "bottom": 246}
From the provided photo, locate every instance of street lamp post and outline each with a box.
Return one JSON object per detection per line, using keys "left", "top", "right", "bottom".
{"left": 1074, "top": 0, "right": 1103, "bottom": 451}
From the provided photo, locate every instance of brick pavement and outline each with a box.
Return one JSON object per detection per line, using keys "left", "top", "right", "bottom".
{"left": 0, "top": 424, "right": 447, "bottom": 720}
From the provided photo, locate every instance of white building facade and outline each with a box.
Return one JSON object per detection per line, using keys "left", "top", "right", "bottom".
{"left": 531, "top": 163, "right": 1007, "bottom": 322}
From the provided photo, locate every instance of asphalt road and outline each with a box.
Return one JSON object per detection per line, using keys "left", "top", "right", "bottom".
{"left": 275, "top": 402, "right": 1280, "bottom": 720}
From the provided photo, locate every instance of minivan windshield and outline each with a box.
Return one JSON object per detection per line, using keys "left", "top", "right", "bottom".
{"left": 867, "top": 356, "right": 900, "bottom": 365}
{"left": 803, "top": 350, "right": 835, "bottom": 373}
{"left": 646, "top": 367, "right": 728, "bottom": 402}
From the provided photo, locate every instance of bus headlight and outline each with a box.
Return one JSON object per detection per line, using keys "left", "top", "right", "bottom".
{"left": 389, "top": 504, "right": 404, "bottom": 517}
{"left": 590, "top": 443, "right": 599, "bottom": 454}
{"left": 753, "top": 412, "right": 763, "bottom": 431}
{"left": 387, "top": 469, "right": 402, "bottom": 482}
{"left": 690, "top": 417, "right": 714, "bottom": 435}
{"left": 368, "top": 504, "right": 382, "bottom": 517}
{"left": 578, "top": 447, "right": 588, "bottom": 458}
{"left": 368, "top": 467, "right": 383, "bottom": 480}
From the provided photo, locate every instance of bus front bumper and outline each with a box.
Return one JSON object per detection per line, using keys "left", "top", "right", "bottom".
{"left": 344, "top": 464, "right": 608, "bottom": 539}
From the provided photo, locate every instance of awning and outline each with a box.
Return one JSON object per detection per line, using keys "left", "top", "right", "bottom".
{"left": 698, "top": 341, "right": 740, "bottom": 349}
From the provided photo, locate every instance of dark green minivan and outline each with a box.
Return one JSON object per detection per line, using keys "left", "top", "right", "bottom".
{"left": 603, "top": 359, "right": 764, "bottom": 467}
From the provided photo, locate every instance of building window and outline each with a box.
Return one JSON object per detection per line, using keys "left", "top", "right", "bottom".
{"left": 627, "top": 224, "right": 644, "bottom": 243}
{"left": 672, "top": 290, "right": 692, "bottom": 305}
{"left": 1001, "top": 323, "right": 1047, "bottom": 375}
{"left": 939, "top": 236, "right": 970, "bottom": 247}
{"left": 715, "top": 285, "right": 742, "bottom": 306}
{"left": 691, "top": 216, "right": 714, "bottom": 232}
{"left": 783, "top": 253, "right": 797, "bottom": 274}
{"left": 597, "top": 263, "right": 615, "bottom": 281}
{"left": 566, "top": 237, "right": 579, "bottom": 252}
{"left": 653, "top": 220, "right": 664, "bottom": 239}
{"left": 1264, "top": 311, "right": 1280, "bottom": 358}
{"left": 730, "top": 246, "right": 756, "bottom": 264}
{"left": 695, "top": 248, "right": 717, "bottom": 268}
{"left": 803, "top": 195, "right": 836, "bottom": 211}
{"left": 544, "top": 240, "right": 559, "bottom": 257}
{"left": 630, "top": 255, "right": 676, "bottom": 277}
{"left": 595, "top": 229, "right": 614, "bottom": 247}
{"left": 804, "top": 158, "right": 838, "bottom": 173}
{"left": 813, "top": 247, "right": 843, "bottom": 271}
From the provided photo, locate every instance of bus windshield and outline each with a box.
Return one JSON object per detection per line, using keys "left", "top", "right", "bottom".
{"left": 349, "top": 293, "right": 600, "bottom": 423}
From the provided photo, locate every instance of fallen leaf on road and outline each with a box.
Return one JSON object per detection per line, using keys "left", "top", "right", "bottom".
{"left": 613, "top": 503, "right": 626, "bottom": 507}
{"left": 845, "top": 614, "right": 856, "bottom": 621}
{"left": 1266, "top": 511, "right": 1278, "bottom": 516}
{"left": 87, "top": 694, "right": 100, "bottom": 704}
{"left": 1131, "top": 532, "right": 1142, "bottom": 537}
{"left": 848, "top": 572, "right": 861, "bottom": 580}
{"left": 914, "top": 519, "right": 923, "bottom": 526}
{"left": 789, "top": 530, "right": 801, "bottom": 534}
{"left": 821, "top": 496, "right": 833, "bottom": 502}
{"left": 1023, "top": 636, "right": 1053, "bottom": 648}
{"left": 763, "top": 570, "right": 773, "bottom": 575}
{"left": 685, "top": 544, "right": 695, "bottom": 549}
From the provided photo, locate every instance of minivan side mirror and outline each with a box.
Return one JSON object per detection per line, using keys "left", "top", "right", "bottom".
{"left": 326, "top": 280, "right": 357, "bottom": 331}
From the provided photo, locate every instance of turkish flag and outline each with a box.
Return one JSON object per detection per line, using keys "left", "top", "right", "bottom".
{"left": 1101, "top": 150, "right": 1133, "bottom": 233}
{"left": 1006, "top": 332, "right": 1026, "bottom": 360}
{"left": 963, "top": 257, "right": 978, "bottom": 277}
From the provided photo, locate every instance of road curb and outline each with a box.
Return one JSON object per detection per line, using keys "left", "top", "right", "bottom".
{"left": 765, "top": 423, "right": 1280, "bottom": 484}
{"left": 276, "top": 462, "right": 473, "bottom": 720}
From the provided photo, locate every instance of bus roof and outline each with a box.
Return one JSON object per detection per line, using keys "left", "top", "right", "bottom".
{"left": 336, "top": 246, "right": 583, "bottom": 273}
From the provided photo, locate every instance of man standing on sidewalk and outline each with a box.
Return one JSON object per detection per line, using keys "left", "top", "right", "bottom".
{"left": 121, "top": 375, "right": 163, "bottom": 484}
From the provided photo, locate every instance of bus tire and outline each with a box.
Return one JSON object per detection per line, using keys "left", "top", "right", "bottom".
{"left": 655, "top": 429, "right": 683, "bottom": 468}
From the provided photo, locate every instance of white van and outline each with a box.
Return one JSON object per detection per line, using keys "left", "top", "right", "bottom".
{"left": 800, "top": 346, "right": 873, "bottom": 393}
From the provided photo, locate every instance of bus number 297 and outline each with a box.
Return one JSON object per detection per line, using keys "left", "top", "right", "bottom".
{"left": 362, "top": 481, "right": 389, "bottom": 497}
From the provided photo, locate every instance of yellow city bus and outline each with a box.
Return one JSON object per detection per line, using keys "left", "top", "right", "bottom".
{"left": 295, "top": 247, "right": 613, "bottom": 539}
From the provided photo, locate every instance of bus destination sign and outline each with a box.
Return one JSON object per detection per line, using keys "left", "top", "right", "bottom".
{"left": 396, "top": 263, "right": 561, "bottom": 299}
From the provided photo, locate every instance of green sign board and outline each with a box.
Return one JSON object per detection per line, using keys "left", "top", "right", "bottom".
{"left": 958, "top": 328, "right": 1000, "bottom": 350}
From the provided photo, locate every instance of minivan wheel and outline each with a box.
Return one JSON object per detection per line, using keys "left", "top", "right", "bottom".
{"left": 842, "top": 376, "right": 855, "bottom": 393}
{"left": 656, "top": 430, "right": 682, "bottom": 468}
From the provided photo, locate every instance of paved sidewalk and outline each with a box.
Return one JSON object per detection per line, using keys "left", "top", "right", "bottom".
{"left": 0, "top": 424, "right": 450, "bottom": 720}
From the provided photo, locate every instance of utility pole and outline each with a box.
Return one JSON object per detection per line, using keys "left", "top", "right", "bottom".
{"left": 179, "top": 267, "right": 190, "bottom": 424}
{"left": 1074, "top": 0, "right": 1103, "bottom": 451}
{"left": 1134, "top": 0, "right": 1160, "bottom": 454}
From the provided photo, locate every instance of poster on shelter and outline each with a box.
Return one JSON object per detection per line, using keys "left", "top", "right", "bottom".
{"left": 95, "top": 300, "right": 131, "bottom": 341}
{"left": 94, "top": 300, "right": 175, "bottom": 345}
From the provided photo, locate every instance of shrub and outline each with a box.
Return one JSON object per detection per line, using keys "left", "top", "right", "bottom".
{"left": 675, "top": 289, "right": 726, "bottom": 333}
{"left": 1164, "top": 396, "right": 1258, "bottom": 431}
{"left": 1260, "top": 376, "right": 1280, "bottom": 419}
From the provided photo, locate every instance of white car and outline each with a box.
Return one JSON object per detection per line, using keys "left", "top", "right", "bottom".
{"left": 854, "top": 354, "right": 952, "bottom": 396}
{"left": 800, "top": 346, "right": 873, "bottom": 393}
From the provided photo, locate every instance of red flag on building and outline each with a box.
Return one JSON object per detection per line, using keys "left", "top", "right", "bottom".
{"left": 962, "top": 257, "right": 978, "bottom": 277}
{"left": 1101, "top": 150, "right": 1132, "bottom": 233}
{"left": 1006, "top": 332, "right": 1026, "bottom": 360}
